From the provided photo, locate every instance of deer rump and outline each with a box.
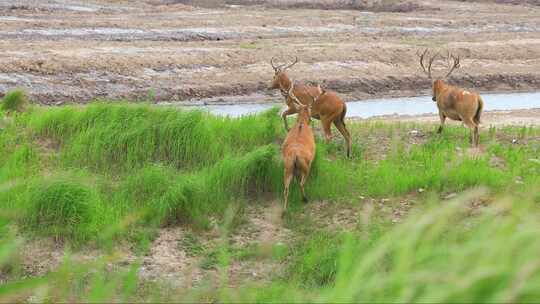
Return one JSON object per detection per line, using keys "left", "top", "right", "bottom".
{"left": 286, "top": 86, "right": 345, "bottom": 121}
{"left": 437, "top": 85, "right": 483, "bottom": 124}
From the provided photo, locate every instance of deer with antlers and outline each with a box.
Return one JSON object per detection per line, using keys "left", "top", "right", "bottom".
{"left": 418, "top": 49, "right": 484, "bottom": 146}
{"left": 281, "top": 86, "right": 317, "bottom": 214}
{"left": 269, "top": 56, "right": 352, "bottom": 158}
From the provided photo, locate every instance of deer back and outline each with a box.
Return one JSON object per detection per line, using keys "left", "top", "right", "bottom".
{"left": 310, "top": 90, "right": 344, "bottom": 116}
{"left": 286, "top": 84, "right": 319, "bottom": 106}
{"left": 436, "top": 82, "right": 481, "bottom": 119}
{"left": 282, "top": 89, "right": 316, "bottom": 159}
{"left": 282, "top": 121, "right": 315, "bottom": 162}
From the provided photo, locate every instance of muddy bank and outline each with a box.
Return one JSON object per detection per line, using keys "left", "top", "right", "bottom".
{"left": 178, "top": 0, "right": 428, "bottom": 12}
{"left": 175, "top": 72, "right": 540, "bottom": 104}
{"left": 1, "top": 23, "right": 539, "bottom": 43}
{"left": 6, "top": 71, "right": 539, "bottom": 106}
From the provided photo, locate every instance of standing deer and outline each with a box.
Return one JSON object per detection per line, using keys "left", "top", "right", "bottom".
{"left": 269, "top": 56, "right": 352, "bottom": 158}
{"left": 418, "top": 49, "right": 484, "bottom": 146}
{"left": 282, "top": 86, "right": 316, "bottom": 214}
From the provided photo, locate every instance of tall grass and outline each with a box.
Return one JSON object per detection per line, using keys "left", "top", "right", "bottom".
{"left": 24, "top": 178, "right": 99, "bottom": 242}
{"left": 1, "top": 102, "right": 540, "bottom": 302}
{"left": 1, "top": 89, "right": 28, "bottom": 113}
{"left": 0, "top": 103, "right": 538, "bottom": 243}
{"left": 3, "top": 188, "right": 540, "bottom": 302}
{"left": 220, "top": 188, "right": 540, "bottom": 303}
{"left": 29, "top": 104, "right": 282, "bottom": 171}
{"left": 327, "top": 188, "right": 540, "bottom": 303}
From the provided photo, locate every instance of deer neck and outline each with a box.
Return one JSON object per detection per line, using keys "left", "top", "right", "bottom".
{"left": 297, "top": 111, "right": 311, "bottom": 129}
{"left": 279, "top": 75, "right": 293, "bottom": 97}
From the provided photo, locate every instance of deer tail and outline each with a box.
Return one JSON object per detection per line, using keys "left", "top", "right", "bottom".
{"left": 474, "top": 95, "right": 483, "bottom": 125}
{"left": 340, "top": 103, "right": 347, "bottom": 127}
{"left": 293, "top": 154, "right": 300, "bottom": 178}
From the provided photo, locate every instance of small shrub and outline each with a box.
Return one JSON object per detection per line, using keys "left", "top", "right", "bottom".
{"left": 25, "top": 179, "right": 96, "bottom": 242}
{"left": 119, "top": 166, "right": 173, "bottom": 207}
{"left": 288, "top": 231, "right": 343, "bottom": 287}
{"left": 206, "top": 144, "right": 281, "bottom": 202}
{"left": 1, "top": 89, "right": 28, "bottom": 113}
{"left": 158, "top": 176, "right": 206, "bottom": 227}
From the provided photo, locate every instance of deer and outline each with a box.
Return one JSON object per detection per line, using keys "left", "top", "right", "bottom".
{"left": 282, "top": 86, "right": 317, "bottom": 214}
{"left": 269, "top": 56, "right": 352, "bottom": 158}
{"left": 418, "top": 49, "right": 484, "bottom": 147}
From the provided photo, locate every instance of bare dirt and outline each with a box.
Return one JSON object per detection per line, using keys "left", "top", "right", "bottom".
{"left": 1, "top": 0, "right": 540, "bottom": 105}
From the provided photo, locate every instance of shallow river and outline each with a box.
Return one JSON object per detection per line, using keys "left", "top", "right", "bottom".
{"left": 180, "top": 92, "right": 540, "bottom": 119}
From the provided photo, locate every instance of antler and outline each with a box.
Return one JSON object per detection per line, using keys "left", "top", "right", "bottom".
{"left": 282, "top": 56, "right": 298, "bottom": 71}
{"left": 417, "top": 49, "right": 439, "bottom": 79}
{"left": 270, "top": 56, "right": 287, "bottom": 72}
{"left": 444, "top": 51, "right": 461, "bottom": 78}
{"left": 287, "top": 85, "right": 302, "bottom": 107}
{"left": 270, "top": 56, "right": 278, "bottom": 71}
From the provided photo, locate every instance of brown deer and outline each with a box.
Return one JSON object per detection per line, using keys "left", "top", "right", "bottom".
{"left": 418, "top": 49, "right": 484, "bottom": 146}
{"left": 269, "top": 56, "right": 352, "bottom": 158}
{"left": 282, "top": 86, "right": 316, "bottom": 213}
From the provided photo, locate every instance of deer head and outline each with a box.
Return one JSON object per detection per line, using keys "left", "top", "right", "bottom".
{"left": 418, "top": 49, "right": 461, "bottom": 101}
{"left": 269, "top": 56, "right": 298, "bottom": 90}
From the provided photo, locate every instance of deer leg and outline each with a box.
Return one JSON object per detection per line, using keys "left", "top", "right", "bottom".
{"left": 437, "top": 113, "right": 446, "bottom": 134}
{"left": 334, "top": 119, "right": 352, "bottom": 158}
{"left": 299, "top": 173, "right": 308, "bottom": 203}
{"left": 283, "top": 166, "right": 294, "bottom": 214}
{"left": 281, "top": 107, "right": 296, "bottom": 131}
{"left": 474, "top": 125, "right": 480, "bottom": 147}
{"left": 297, "top": 159, "right": 311, "bottom": 203}
{"left": 462, "top": 118, "right": 478, "bottom": 147}
{"left": 322, "top": 117, "right": 333, "bottom": 143}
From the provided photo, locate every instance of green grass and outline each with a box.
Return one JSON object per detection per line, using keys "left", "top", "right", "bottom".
{"left": 7, "top": 190, "right": 539, "bottom": 303}
{"left": 24, "top": 178, "right": 97, "bottom": 242}
{"left": 287, "top": 230, "right": 343, "bottom": 287}
{"left": 29, "top": 103, "right": 282, "bottom": 171}
{"left": 1, "top": 103, "right": 539, "bottom": 243}
{"left": 238, "top": 42, "right": 258, "bottom": 49}
{"left": 1, "top": 89, "right": 28, "bottom": 114}
{"left": 0, "top": 101, "right": 540, "bottom": 302}
{"left": 179, "top": 232, "right": 205, "bottom": 257}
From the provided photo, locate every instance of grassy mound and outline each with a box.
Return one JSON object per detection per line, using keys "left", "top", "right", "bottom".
{"left": 0, "top": 103, "right": 537, "bottom": 243}
{"left": 29, "top": 103, "right": 282, "bottom": 171}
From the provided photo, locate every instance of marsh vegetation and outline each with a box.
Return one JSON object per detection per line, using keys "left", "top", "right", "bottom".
{"left": 1, "top": 96, "right": 539, "bottom": 301}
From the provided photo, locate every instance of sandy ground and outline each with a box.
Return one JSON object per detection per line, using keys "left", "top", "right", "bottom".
{"left": 0, "top": 0, "right": 540, "bottom": 105}
{"left": 370, "top": 108, "right": 540, "bottom": 126}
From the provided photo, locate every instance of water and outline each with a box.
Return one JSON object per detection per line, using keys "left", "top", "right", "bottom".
{"left": 183, "top": 92, "right": 540, "bottom": 119}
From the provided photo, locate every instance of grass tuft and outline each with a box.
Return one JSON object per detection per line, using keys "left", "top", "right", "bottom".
{"left": 23, "top": 178, "right": 98, "bottom": 242}
{"left": 1, "top": 89, "right": 28, "bottom": 114}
